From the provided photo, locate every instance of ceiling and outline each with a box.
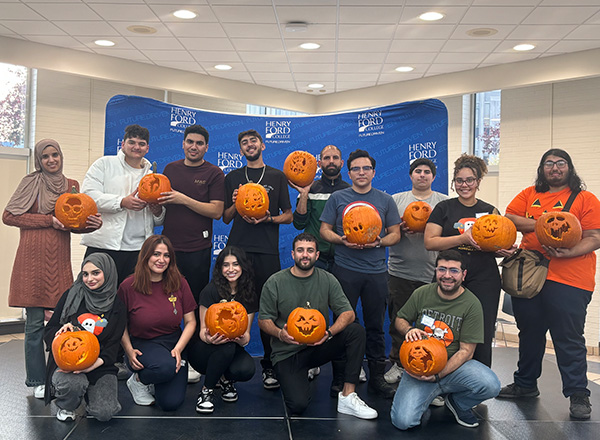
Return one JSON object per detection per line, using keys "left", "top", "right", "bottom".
{"left": 1, "top": 0, "right": 600, "bottom": 95}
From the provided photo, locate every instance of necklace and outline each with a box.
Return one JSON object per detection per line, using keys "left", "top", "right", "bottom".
{"left": 245, "top": 165, "right": 266, "bottom": 185}
{"left": 168, "top": 294, "right": 178, "bottom": 315}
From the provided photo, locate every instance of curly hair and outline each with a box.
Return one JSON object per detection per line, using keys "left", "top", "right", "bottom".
{"left": 453, "top": 154, "right": 488, "bottom": 180}
{"left": 534, "top": 148, "right": 585, "bottom": 193}
{"left": 212, "top": 246, "right": 256, "bottom": 305}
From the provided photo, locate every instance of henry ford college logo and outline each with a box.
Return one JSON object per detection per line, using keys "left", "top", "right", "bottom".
{"left": 265, "top": 120, "right": 291, "bottom": 143}
{"left": 358, "top": 110, "right": 384, "bottom": 137}
{"left": 170, "top": 106, "right": 197, "bottom": 130}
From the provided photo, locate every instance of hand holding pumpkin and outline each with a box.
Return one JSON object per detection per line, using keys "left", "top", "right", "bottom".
{"left": 55, "top": 322, "right": 75, "bottom": 336}
{"left": 121, "top": 189, "right": 147, "bottom": 211}
{"left": 84, "top": 212, "right": 103, "bottom": 231}
{"left": 277, "top": 325, "right": 300, "bottom": 345}
{"left": 52, "top": 216, "right": 68, "bottom": 231}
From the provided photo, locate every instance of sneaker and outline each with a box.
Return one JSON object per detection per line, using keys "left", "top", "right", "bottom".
{"left": 219, "top": 378, "right": 238, "bottom": 402}
{"left": 384, "top": 363, "right": 403, "bottom": 384}
{"left": 569, "top": 392, "right": 592, "bottom": 419}
{"left": 430, "top": 395, "right": 445, "bottom": 407}
{"left": 188, "top": 365, "right": 201, "bottom": 384}
{"left": 337, "top": 392, "right": 378, "bottom": 420}
{"left": 33, "top": 385, "right": 45, "bottom": 399}
{"left": 308, "top": 367, "right": 321, "bottom": 381}
{"left": 126, "top": 374, "right": 155, "bottom": 406}
{"left": 196, "top": 388, "right": 215, "bottom": 414}
{"left": 56, "top": 408, "right": 76, "bottom": 422}
{"left": 262, "top": 369, "right": 280, "bottom": 390}
{"left": 497, "top": 383, "right": 540, "bottom": 399}
{"left": 445, "top": 394, "right": 479, "bottom": 428}
{"left": 359, "top": 366, "right": 367, "bottom": 383}
{"left": 115, "top": 362, "right": 130, "bottom": 380}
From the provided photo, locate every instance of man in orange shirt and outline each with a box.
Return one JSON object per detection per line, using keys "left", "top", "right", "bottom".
{"left": 498, "top": 149, "right": 600, "bottom": 420}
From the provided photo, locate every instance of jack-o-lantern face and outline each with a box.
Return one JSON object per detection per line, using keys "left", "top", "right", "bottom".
{"left": 402, "top": 201, "right": 432, "bottom": 232}
{"left": 283, "top": 151, "right": 318, "bottom": 188}
{"left": 55, "top": 187, "right": 98, "bottom": 230}
{"left": 287, "top": 304, "right": 326, "bottom": 344}
{"left": 342, "top": 201, "right": 382, "bottom": 245}
{"left": 399, "top": 336, "right": 447, "bottom": 377}
{"left": 52, "top": 330, "right": 100, "bottom": 372}
{"left": 138, "top": 173, "right": 172, "bottom": 203}
{"left": 205, "top": 300, "right": 249, "bottom": 339}
{"left": 471, "top": 214, "right": 517, "bottom": 252}
{"left": 535, "top": 211, "right": 582, "bottom": 249}
{"left": 236, "top": 183, "right": 270, "bottom": 219}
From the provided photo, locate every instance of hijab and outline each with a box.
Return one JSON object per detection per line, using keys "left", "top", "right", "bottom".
{"left": 59, "top": 253, "right": 118, "bottom": 325}
{"left": 5, "top": 139, "right": 69, "bottom": 215}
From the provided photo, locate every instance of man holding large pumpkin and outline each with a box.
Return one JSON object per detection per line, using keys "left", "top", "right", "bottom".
{"left": 498, "top": 149, "right": 600, "bottom": 420}
{"left": 390, "top": 250, "right": 500, "bottom": 430}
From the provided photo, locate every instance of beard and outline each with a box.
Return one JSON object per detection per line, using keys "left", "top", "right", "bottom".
{"left": 244, "top": 150, "right": 262, "bottom": 162}
{"left": 294, "top": 257, "right": 316, "bottom": 272}
{"left": 437, "top": 277, "right": 462, "bottom": 296}
{"left": 322, "top": 164, "right": 342, "bottom": 177}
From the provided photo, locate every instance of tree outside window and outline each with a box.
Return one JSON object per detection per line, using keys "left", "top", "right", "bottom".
{"left": 474, "top": 90, "right": 500, "bottom": 166}
{"left": 0, "top": 63, "right": 28, "bottom": 149}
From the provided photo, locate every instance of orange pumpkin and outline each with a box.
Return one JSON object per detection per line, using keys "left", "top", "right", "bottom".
{"left": 205, "top": 300, "right": 249, "bottom": 339}
{"left": 283, "top": 151, "right": 318, "bottom": 187}
{"left": 471, "top": 214, "right": 517, "bottom": 252}
{"left": 286, "top": 302, "right": 327, "bottom": 344}
{"left": 342, "top": 201, "right": 382, "bottom": 245}
{"left": 402, "top": 201, "right": 432, "bottom": 232}
{"left": 55, "top": 186, "right": 98, "bottom": 230}
{"left": 235, "top": 182, "right": 270, "bottom": 219}
{"left": 399, "top": 336, "right": 447, "bottom": 377}
{"left": 138, "top": 169, "right": 171, "bottom": 204}
{"left": 535, "top": 211, "right": 582, "bottom": 249}
{"left": 52, "top": 330, "right": 100, "bottom": 372}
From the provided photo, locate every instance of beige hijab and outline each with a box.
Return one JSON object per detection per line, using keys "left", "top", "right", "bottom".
{"left": 5, "top": 139, "right": 69, "bottom": 215}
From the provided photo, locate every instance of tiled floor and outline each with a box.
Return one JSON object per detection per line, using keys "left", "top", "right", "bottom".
{"left": 1, "top": 334, "right": 599, "bottom": 440}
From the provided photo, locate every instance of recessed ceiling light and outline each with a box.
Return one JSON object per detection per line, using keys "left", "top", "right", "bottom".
{"left": 419, "top": 12, "right": 444, "bottom": 21}
{"left": 127, "top": 25, "right": 157, "bottom": 35}
{"left": 466, "top": 28, "right": 498, "bottom": 37}
{"left": 308, "top": 83, "right": 324, "bottom": 88}
{"left": 214, "top": 64, "right": 232, "bottom": 71}
{"left": 395, "top": 66, "right": 414, "bottom": 72}
{"left": 300, "top": 42, "right": 320, "bottom": 50}
{"left": 173, "top": 10, "right": 196, "bottom": 19}
{"left": 286, "top": 22, "right": 308, "bottom": 32}
{"left": 94, "top": 39, "right": 115, "bottom": 47}
{"left": 513, "top": 43, "right": 535, "bottom": 51}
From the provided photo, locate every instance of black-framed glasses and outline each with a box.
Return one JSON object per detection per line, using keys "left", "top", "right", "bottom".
{"left": 350, "top": 166, "right": 374, "bottom": 172}
{"left": 436, "top": 267, "right": 462, "bottom": 275}
{"left": 454, "top": 177, "right": 477, "bottom": 186}
{"left": 543, "top": 160, "right": 567, "bottom": 169}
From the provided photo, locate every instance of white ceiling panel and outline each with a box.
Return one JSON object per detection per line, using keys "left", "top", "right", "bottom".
{"left": 53, "top": 21, "right": 120, "bottom": 37}
{"left": 2, "top": 20, "right": 66, "bottom": 35}
{"left": 565, "top": 24, "right": 600, "bottom": 39}
{"left": 385, "top": 53, "right": 437, "bottom": 63}
{"left": 0, "top": 3, "right": 44, "bottom": 20}
{"left": 27, "top": 3, "right": 101, "bottom": 21}
{"left": 212, "top": 5, "right": 277, "bottom": 23}
{"left": 546, "top": 40, "right": 600, "bottom": 52}
{"left": 441, "top": 39, "right": 501, "bottom": 53}
{"left": 141, "top": 50, "right": 195, "bottom": 61}
{"left": 400, "top": 7, "right": 470, "bottom": 25}
{"left": 523, "top": 7, "right": 600, "bottom": 24}
{"left": 244, "top": 62, "right": 290, "bottom": 73}
{"left": 461, "top": 7, "right": 535, "bottom": 25}
{"left": 507, "top": 25, "right": 578, "bottom": 40}
{"left": 165, "top": 22, "right": 227, "bottom": 38}
{"left": 148, "top": 5, "right": 217, "bottom": 22}
{"left": 337, "top": 39, "right": 390, "bottom": 53}
{"left": 189, "top": 51, "right": 241, "bottom": 62}
{"left": 275, "top": 6, "right": 338, "bottom": 24}
{"left": 338, "top": 24, "right": 396, "bottom": 40}
{"left": 231, "top": 38, "right": 285, "bottom": 52}
{"left": 179, "top": 37, "right": 235, "bottom": 51}
{"left": 237, "top": 51, "right": 289, "bottom": 63}
{"left": 287, "top": 52, "right": 337, "bottom": 64}
{"left": 291, "top": 63, "right": 335, "bottom": 73}
{"left": 339, "top": 6, "right": 402, "bottom": 24}
{"left": 434, "top": 52, "right": 488, "bottom": 64}
{"left": 127, "top": 37, "right": 185, "bottom": 50}
{"left": 86, "top": 4, "right": 159, "bottom": 22}
{"left": 394, "top": 25, "right": 456, "bottom": 40}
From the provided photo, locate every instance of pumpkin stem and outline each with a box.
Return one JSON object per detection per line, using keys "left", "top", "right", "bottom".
{"left": 152, "top": 161, "right": 157, "bottom": 173}
{"left": 70, "top": 185, "right": 78, "bottom": 194}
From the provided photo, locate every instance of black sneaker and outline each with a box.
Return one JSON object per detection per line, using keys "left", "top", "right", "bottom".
{"left": 569, "top": 392, "right": 592, "bottom": 419}
{"left": 497, "top": 383, "right": 540, "bottom": 398}
{"left": 445, "top": 394, "right": 479, "bottom": 428}
{"left": 196, "top": 388, "right": 215, "bottom": 414}
{"left": 262, "top": 369, "right": 280, "bottom": 390}
{"left": 219, "top": 378, "right": 238, "bottom": 402}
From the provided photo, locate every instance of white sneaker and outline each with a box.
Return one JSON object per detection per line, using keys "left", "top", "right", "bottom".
{"left": 337, "top": 392, "right": 378, "bottom": 420}
{"left": 33, "top": 385, "right": 45, "bottom": 399}
{"left": 56, "top": 408, "right": 76, "bottom": 422}
{"left": 308, "top": 367, "right": 321, "bottom": 381}
{"left": 126, "top": 374, "right": 155, "bottom": 406}
{"left": 384, "top": 363, "right": 403, "bottom": 384}
{"left": 430, "top": 395, "right": 445, "bottom": 407}
{"left": 359, "top": 366, "right": 367, "bottom": 383}
{"left": 188, "top": 365, "right": 201, "bottom": 384}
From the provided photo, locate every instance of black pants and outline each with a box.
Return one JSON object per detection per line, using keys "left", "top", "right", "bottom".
{"left": 274, "top": 322, "right": 366, "bottom": 415}
{"left": 85, "top": 247, "right": 139, "bottom": 287}
{"left": 175, "top": 249, "right": 211, "bottom": 305}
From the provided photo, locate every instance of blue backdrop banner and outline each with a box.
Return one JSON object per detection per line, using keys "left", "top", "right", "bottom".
{"left": 104, "top": 94, "right": 449, "bottom": 356}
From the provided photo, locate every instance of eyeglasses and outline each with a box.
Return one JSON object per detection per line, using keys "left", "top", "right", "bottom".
{"left": 543, "top": 160, "right": 568, "bottom": 169}
{"left": 349, "top": 166, "right": 374, "bottom": 173}
{"left": 436, "top": 267, "right": 462, "bottom": 275}
{"left": 454, "top": 177, "right": 477, "bottom": 186}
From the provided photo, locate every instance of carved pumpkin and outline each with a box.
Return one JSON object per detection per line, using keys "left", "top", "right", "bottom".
{"left": 402, "top": 201, "right": 432, "bottom": 232}
{"left": 52, "top": 330, "right": 100, "bottom": 372}
{"left": 55, "top": 186, "right": 98, "bottom": 230}
{"left": 535, "top": 211, "right": 582, "bottom": 249}
{"left": 235, "top": 182, "right": 270, "bottom": 219}
{"left": 471, "top": 214, "right": 517, "bottom": 252}
{"left": 342, "top": 201, "right": 382, "bottom": 245}
{"left": 138, "top": 162, "right": 171, "bottom": 204}
{"left": 399, "top": 336, "right": 447, "bottom": 377}
{"left": 205, "top": 300, "right": 249, "bottom": 339}
{"left": 286, "top": 302, "right": 327, "bottom": 344}
{"left": 283, "top": 151, "right": 318, "bottom": 187}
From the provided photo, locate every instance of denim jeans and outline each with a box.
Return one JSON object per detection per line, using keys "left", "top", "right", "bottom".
{"left": 390, "top": 359, "right": 501, "bottom": 430}
{"left": 24, "top": 307, "right": 46, "bottom": 387}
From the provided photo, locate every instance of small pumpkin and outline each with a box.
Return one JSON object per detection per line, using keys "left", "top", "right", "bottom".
{"left": 535, "top": 211, "right": 582, "bottom": 249}
{"left": 399, "top": 335, "right": 447, "bottom": 377}
{"left": 286, "top": 302, "right": 327, "bottom": 344}
{"left": 138, "top": 162, "right": 172, "bottom": 203}
{"left": 205, "top": 300, "right": 249, "bottom": 339}
{"left": 283, "top": 151, "right": 318, "bottom": 187}
{"left": 55, "top": 186, "right": 98, "bottom": 230}
{"left": 52, "top": 330, "right": 100, "bottom": 372}
{"left": 402, "top": 201, "right": 432, "bottom": 232}
{"left": 235, "top": 182, "right": 270, "bottom": 219}
{"left": 471, "top": 214, "right": 517, "bottom": 252}
{"left": 342, "top": 201, "right": 382, "bottom": 245}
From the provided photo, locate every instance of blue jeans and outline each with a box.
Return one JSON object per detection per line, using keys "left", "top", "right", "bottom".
{"left": 25, "top": 307, "right": 46, "bottom": 387}
{"left": 390, "top": 359, "right": 500, "bottom": 430}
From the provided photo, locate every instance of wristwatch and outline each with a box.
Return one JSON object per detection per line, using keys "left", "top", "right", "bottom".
{"left": 326, "top": 329, "right": 333, "bottom": 341}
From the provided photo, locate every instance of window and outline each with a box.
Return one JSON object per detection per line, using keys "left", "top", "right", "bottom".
{"left": 0, "top": 63, "right": 28, "bottom": 148}
{"left": 246, "top": 104, "right": 306, "bottom": 116}
{"left": 473, "top": 90, "right": 500, "bottom": 166}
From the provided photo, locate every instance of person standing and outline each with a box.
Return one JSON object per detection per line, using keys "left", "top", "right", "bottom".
{"left": 320, "top": 149, "right": 401, "bottom": 399}
{"left": 222, "top": 129, "right": 292, "bottom": 390}
{"left": 498, "top": 149, "right": 600, "bottom": 419}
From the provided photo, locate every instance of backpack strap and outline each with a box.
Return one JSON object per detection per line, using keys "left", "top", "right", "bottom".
{"left": 562, "top": 189, "right": 580, "bottom": 212}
